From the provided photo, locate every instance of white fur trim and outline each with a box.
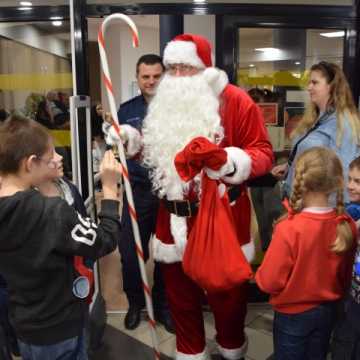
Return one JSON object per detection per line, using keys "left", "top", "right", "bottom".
{"left": 170, "top": 214, "right": 188, "bottom": 255}
{"left": 241, "top": 238, "right": 255, "bottom": 263}
{"left": 164, "top": 40, "right": 206, "bottom": 69}
{"left": 217, "top": 335, "right": 248, "bottom": 359}
{"left": 152, "top": 236, "right": 183, "bottom": 263}
{"left": 222, "top": 147, "right": 252, "bottom": 185}
{"left": 203, "top": 67, "right": 229, "bottom": 96}
{"left": 176, "top": 348, "right": 209, "bottom": 360}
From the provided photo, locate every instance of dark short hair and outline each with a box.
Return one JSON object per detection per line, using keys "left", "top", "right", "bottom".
{"left": 136, "top": 54, "right": 165, "bottom": 75}
{"left": 248, "top": 88, "right": 265, "bottom": 103}
{"left": 0, "top": 115, "right": 50, "bottom": 175}
{"left": 350, "top": 156, "right": 360, "bottom": 172}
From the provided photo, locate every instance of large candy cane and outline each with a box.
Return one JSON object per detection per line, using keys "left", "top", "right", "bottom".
{"left": 98, "top": 14, "right": 160, "bottom": 359}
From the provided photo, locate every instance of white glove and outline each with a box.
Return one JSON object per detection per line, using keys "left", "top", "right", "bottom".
{"left": 205, "top": 147, "right": 252, "bottom": 185}
{"left": 103, "top": 123, "right": 142, "bottom": 158}
{"left": 205, "top": 160, "right": 234, "bottom": 180}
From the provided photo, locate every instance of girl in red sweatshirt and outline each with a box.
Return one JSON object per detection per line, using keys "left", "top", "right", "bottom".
{"left": 256, "top": 146, "right": 356, "bottom": 360}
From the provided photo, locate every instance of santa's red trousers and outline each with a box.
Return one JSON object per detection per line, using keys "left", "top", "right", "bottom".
{"left": 161, "top": 262, "right": 248, "bottom": 359}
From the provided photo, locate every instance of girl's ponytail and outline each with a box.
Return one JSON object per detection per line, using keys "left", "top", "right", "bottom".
{"left": 332, "top": 188, "right": 354, "bottom": 253}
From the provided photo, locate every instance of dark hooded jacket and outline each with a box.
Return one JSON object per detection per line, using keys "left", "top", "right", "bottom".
{"left": 0, "top": 189, "right": 120, "bottom": 345}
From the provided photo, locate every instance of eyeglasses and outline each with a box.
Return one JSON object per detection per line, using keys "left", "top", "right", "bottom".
{"left": 166, "top": 63, "right": 197, "bottom": 75}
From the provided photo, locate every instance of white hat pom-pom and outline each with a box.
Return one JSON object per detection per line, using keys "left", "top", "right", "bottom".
{"left": 203, "top": 67, "right": 229, "bottom": 96}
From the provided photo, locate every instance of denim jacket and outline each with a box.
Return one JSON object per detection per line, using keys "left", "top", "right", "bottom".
{"left": 284, "top": 110, "right": 360, "bottom": 202}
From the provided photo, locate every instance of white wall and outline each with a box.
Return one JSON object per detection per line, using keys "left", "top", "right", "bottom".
{"left": 92, "top": 16, "right": 159, "bottom": 107}
{"left": 184, "top": 15, "right": 216, "bottom": 56}
{"left": 119, "top": 25, "right": 160, "bottom": 103}
{"left": 0, "top": 23, "right": 68, "bottom": 58}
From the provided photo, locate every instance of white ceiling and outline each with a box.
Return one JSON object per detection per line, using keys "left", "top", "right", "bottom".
{"left": 0, "top": 0, "right": 354, "bottom": 6}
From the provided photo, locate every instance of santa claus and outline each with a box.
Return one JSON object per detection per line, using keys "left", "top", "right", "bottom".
{"left": 108, "top": 34, "right": 273, "bottom": 360}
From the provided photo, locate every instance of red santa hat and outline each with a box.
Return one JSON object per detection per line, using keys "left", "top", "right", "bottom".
{"left": 163, "top": 33, "right": 213, "bottom": 68}
{"left": 163, "top": 33, "right": 229, "bottom": 96}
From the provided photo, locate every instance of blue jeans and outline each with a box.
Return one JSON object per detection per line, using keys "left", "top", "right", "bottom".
{"left": 273, "top": 302, "right": 338, "bottom": 360}
{"left": 18, "top": 329, "right": 87, "bottom": 360}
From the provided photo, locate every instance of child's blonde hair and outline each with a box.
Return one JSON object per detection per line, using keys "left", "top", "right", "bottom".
{"left": 283, "top": 147, "right": 353, "bottom": 253}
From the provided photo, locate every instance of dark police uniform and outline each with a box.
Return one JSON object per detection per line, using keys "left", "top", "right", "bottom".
{"left": 117, "top": 94, "right": 166, "bottom": 313}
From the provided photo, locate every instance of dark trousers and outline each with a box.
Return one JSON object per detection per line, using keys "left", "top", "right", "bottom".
{"left": 274, "top": 302, "right": 338, "bottom": 360}
{"left": 119, "top": 185, "right": 167, "bottom": 311}
{"left": 250, "top": 185, "right": 283, "bottom": 251}
{"left": 0, "top": 276, "right": 17, "bottom": 360}
{"left": 331, "top": 298, "right": 360, "bottom": 360}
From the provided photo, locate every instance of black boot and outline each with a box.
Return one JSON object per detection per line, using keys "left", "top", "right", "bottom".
{"left": 124, "top": 305, "right": 142, "bottom": 330}
{"left": 154, "top": 310, "right": 175, "bottom": 334}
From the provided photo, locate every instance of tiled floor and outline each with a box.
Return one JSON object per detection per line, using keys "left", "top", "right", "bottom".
{"left": 93, "top": 303, "right": 274, "bottom": 360}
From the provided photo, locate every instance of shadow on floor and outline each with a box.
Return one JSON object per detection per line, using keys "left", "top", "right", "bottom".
{"left": 92, "top": 324, "right": 249, "bottom": 359}
{"left": 92, "top": 324, "right": 172, "bottom": 360}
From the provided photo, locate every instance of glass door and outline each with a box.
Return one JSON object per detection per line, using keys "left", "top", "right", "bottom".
{"left": 0, "top": 19, "right": 72, "bottom": 176}
{"left": 236, "top": 26, "right": 345, "bottom": 285}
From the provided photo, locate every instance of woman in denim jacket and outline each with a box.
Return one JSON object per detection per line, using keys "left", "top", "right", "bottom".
{"left": 272, "top": 61, "right": 360, "bottom": 202}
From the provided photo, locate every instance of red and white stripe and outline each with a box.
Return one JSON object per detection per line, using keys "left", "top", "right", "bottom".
{"left": 98, "top": 14, "right": 160, "bottom": 360}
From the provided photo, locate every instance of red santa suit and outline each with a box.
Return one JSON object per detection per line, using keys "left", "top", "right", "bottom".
{"left": 103, "top": 34, "right": 274, "bottom": 359}
{"left": 146, "top": 35, "right": 274, "bottom": 360}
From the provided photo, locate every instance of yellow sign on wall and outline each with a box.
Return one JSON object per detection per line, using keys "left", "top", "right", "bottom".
{"left": 0, "top": 73, "right": 72, "bottom": 91}
{"left": 238, "top": 70, "right": 309, "bottom": 88}
{"left": 50, "top": 130, "right": 71, "bottom": 147}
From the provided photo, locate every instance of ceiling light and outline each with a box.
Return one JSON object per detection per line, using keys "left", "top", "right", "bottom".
{"left": 19, "top": 1, "right": 32, "bottom": 5}
{"left": 52, "top": 21, "right": 63, "bottom": 26}
{"left": 50, "top": 16, "right": 63, "bottom": 20}
{"left": 193, "top": 0, "right": 207, "bottom": 3}
{"left": 320, "top": 31, "right": 345, "bottom": 38}
{"left": 19, "top": 7, "right": 32, "bottom": 10}
{"left": 249, "top": 64, "right": 255, "bottom": 67}
{"left": 295, "top": 61, "right": 301, "bottom": 65}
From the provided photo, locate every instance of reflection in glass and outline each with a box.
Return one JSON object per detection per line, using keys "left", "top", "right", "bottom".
{"left": 237, "top": 27, "right": 344, "bottom": 151}
{"left": 0, "top": 20, "right": 72, "bottom": 175}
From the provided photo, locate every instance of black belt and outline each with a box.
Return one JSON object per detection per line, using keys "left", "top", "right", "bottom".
{"left": 163, "top": 186, "right": 242, "bottom": 217}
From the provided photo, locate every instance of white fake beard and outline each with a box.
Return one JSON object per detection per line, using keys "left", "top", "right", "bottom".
{"left": 142, "top": 72, "right": 223, "bottom": 200}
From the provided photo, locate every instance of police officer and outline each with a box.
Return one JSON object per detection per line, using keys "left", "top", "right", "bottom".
{"left": 117, "top": 54, "right": 173, "bottom": 332}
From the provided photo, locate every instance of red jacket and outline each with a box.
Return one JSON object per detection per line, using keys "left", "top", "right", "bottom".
{"left": 256, "top": 208, "right": 356, "bottom": 314}
{"left": 153, "top": 84, "right": 274, "bottom": 263}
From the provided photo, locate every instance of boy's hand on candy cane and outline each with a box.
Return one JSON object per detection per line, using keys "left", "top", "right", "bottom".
{"left": 100, "top": 150, "right": 122, "bottom": 200}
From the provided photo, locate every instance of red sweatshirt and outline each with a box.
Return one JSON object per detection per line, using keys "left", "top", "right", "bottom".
{"left": 255, "top": 207, "right": 356, "bottom": 314}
